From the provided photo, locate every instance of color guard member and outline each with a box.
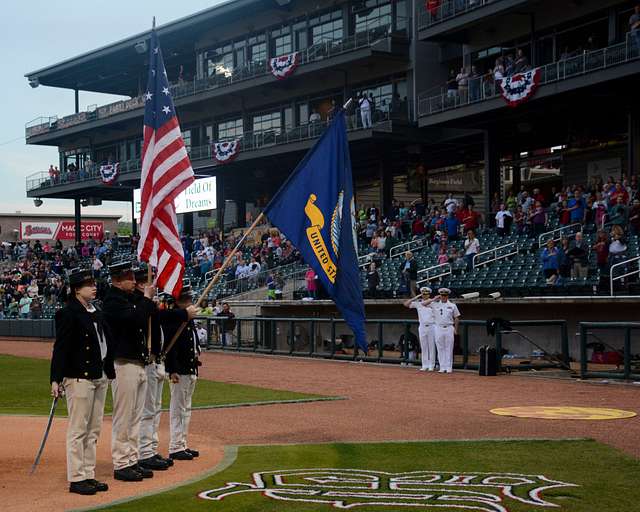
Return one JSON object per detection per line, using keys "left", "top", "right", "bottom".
{"left": 162, "top": 284, "right": 201, "bottom": 461}
{"left": 102, "top": 261, "right": 155, "bottom": 482}
{"left": 50, "top": 268, "right": 113, "bottom": 495}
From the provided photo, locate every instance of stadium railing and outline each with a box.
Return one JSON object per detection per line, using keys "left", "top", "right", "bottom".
{"left": 197, "top": 315, "right": 569, "bottom": 371}
{"left": 472, "top": 241, "right": 518, "bottom": 269}
{"left": 609, "top": 255, "right": 640, "bottom": 297}
{"left": 579, "top": 322, "right": 640, "bottom": 380}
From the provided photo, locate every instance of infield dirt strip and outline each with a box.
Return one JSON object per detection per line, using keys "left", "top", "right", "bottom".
{"left": 0, "top": 339, "right": 638, "bottom": 512}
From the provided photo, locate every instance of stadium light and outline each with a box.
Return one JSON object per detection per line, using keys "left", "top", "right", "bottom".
{"left": 33, "top": 198, "right": 43, "bottom": 207}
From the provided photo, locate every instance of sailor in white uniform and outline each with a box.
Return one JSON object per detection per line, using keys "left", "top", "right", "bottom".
{"left": 431, "top": 288, "right": 461, "bottom": 373}
{"left": 403, "top": 286, "right": 437, "bottom": 371}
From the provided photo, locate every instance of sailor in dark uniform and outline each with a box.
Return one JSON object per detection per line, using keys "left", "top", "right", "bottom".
{"left": 50, "top": 268, "right": 113, "bottom": 495}
{"left": 162, "top": 284, "right": 201, "bottom": 461}
{"left": 133, "top": 267, "right": 198, "bottom": 470}
{"left": 101, "top": 261, "right": 155, "bottom": 482}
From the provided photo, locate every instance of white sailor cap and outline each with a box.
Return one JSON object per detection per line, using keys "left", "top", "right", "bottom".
{"left": 438, "top": 287, "right": 451, "bottom": 295}
{"left": 420, "top": 286, "right": 432, "bottom": 293}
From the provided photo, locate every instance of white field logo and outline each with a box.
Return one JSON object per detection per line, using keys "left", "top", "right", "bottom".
{"left": 198, "top": 468, "right": 578, "bottom": 511}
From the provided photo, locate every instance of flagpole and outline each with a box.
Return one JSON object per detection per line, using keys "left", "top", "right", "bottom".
{"left": 161, "top": 212, "right": 266, "bottom": 357}
{"left": 146, "top": 14, "right": 155, "bottom": 360}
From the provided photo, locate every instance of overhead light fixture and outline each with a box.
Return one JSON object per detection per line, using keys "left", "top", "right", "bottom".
{"left": 28, "top": 78, "right": 39, "bottom": 88}
{"left": 134, "top": 40, "right": 148, "bottom": 54}
{"left": 33, "top": 198, "right": 43, "bottom": 207}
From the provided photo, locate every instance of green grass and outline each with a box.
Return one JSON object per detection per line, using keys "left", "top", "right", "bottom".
{"left": 101, "top": 439, "right": 640, "bottom": 512}
{"left": 0, "top": 354, "right": 330, "bottom": 416}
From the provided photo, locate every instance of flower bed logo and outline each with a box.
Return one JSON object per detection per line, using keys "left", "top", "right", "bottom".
{"left": 198, "top": 468, "right": 577, "bottom": 511}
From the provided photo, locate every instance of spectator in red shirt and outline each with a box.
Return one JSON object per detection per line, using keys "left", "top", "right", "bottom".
{"left": 461, "top": 204, "right": 481, "bottom": 232}
{"left": 532, "top": 188, "right": 545, "bottom": 206}
{"left": 592, "top": 230, "right": 609, "bottom": 275}
{"left": 609, "top": 182, "right": 629, "bottom": 205}
{"left": 412, "top": 217, "right": 426, "bottom": 237}
{"left": 558, "top": 199, "right": 571, "bottom": 226}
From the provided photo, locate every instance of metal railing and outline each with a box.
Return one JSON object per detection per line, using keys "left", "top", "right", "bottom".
{"left": 472, "top": 241, "right": 517, "bottom": 269}
{"left": 609, "top": 255, "right": 640, "bottom": 297}
{"left": 418, "top": 0, "right": 498, "bottom": 30}
{"left": 26, "top": 108, "right": 398, "bottom": 192}
{"left": 417, "top": 262, "right": 452, "bottom": 286}
{"left": 538, "top": 223, "right": 582, "bottom": 247}
{"left": 389, "top": 236, "right": 428, "bottom": 259}
{"left": 25, "top": 20, "right": 409, "bottom": 139}
{"left": 579, "top": 322, "right": 640, "bottom": 380}
{"left": 418, "top": 33, "right": 640, "bottom": 117}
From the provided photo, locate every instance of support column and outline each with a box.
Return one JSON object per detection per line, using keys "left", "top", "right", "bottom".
{"left": 216, "top": 174, "right": 224, "bottom": 230}
{"left": 511, "top": 149, "right": 521, "bottom": 196}
{"left": 74, "top": 89, "right": 80, "bottom": 114}
{"left": 379, "top": 160, "right": 393, "bottom": 218}
{"left": 131, "top": 196, "right": 138, "bottom": 237}
{"left": 236, "top": 201, "right": 246, "bottom": 229}
{"left": 74, "top": 198, "right": 82, "bottom": 248}
{"left": 483, "top": 130, "right": 500, "bottom": 215}
{"left": 607, "top": 7, "right": 618, "bottom": 45}
{"left": 184, "top": 212, "right": 194, "bottom": 236}
{"left": 629, "top": 110, "right": 640, "bottom": 177}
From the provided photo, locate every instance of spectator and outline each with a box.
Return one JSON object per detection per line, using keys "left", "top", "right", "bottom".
{"left": 567, "top": 190, "right": 586, "bottom": 224}
{"left": 468, "top": 65, "right": 480, "bottom": 101}
{"left": 19, "top": 294, "right": 32, "bottom": 319}
{"left": 514, "top": 48, "right": 529, "bottom": 73}
{"left": 456, "top": 67, "right": 469, "bottom": 103}
{"left": 463, "top": 230, "right": 480, "bottom": 271}
{"left": 446, "top": 69, "right": 458, "bottom": 100}
{"left": 401, "top": 251, "right": 418, "bottom": 296}
{"left": 629, "top": 199, "right": 640, "bottom": 236}
{"left": 461, "top": 204, "right": 481, "bottom": 232}
{"left": 541, "top": 239, "right": 560, "bottom": 285}
{"left": 608, "top": 196, "right": 628, "bottom": 227}
{"left": 593, "top": 230, "right": 610, "bottom": 275}
{"left": 216, "top": 302, "right": 236, "bottom": 346}
{"left": 629, "top": 5, "right": 640, "bottom": 52}
{"left": 444, "top": 212, "right": 460, "bottom": 241}
{"left": 514, "top": 205, "right": 526, "bottom": 234}
{"left": 359, "top": 93, "right": 372, "bottom": 128}
{"left": 558, "top": 238, "right": 572, "bottom": 280}
{"left": 592, "top": 192, "right": 608, "bottom": 228}
{"left": 505, "top": 190, "right": 517, "bottom": 211}
{"left": 366, "top": 262, "right": 380, "bottom": 298}
{"left": 529, "top": 201, "right": 547, "bottom": 236}
{"left": 608, "top": 225, "right": 627, "bottom": 266}
{"left": 305, "top": 268, "right": 317, "bottom": 299}
{"left": 495, "top": 204, "right": 512, "bottom": 236}
{"left": 567, "top": 232, "right": 589, "bottom": 279}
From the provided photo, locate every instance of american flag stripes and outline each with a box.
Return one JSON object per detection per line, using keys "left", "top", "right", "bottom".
{"left": 137, "top": 29, "right": 194, "bottom": 297}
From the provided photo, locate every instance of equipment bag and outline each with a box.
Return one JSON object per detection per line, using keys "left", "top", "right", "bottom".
{"left": 479, "top": 345, "right": 498, "bottom": 376}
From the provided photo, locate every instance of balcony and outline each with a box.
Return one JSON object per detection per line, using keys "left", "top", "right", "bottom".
{"left": 417, "top": 36, "right": 640, "bottom": 126}
{"left": 25, "top": 21, "right": 410, "bottom": 141}
{"left": 417, "top": 0, "right": 531, "bottom": 42}
{"left": 26, "top": 107, "right": 408, "bottom": 198}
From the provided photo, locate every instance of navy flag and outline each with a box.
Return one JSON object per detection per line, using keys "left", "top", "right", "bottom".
{"left": 265, "top": 110, "right": 367, "bottom": 353}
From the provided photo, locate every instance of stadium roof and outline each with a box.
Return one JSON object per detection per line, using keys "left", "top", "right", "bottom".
{"left": 24, "top": 0, "right": 280, "bottom": 96}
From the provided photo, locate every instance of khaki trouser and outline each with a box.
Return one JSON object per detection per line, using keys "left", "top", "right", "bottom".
{"left": 169, "top": 375, "right": 197, "bottom": 454}
{"left": 139, "top": 362, "right": 165, "bottom": 460}
{"left": 63, "top": 375, "right": 108, "bottom": 482}
{"left": 111, "top": 361, "right": 147, "bottom": 470}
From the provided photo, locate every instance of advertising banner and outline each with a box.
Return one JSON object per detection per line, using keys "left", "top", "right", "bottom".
{"left": 20, "top": 221, "right": 104, "bottom": 240}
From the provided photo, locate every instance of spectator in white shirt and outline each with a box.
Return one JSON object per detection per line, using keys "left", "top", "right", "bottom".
{"left": 495, "top": 204, "right": 512, "bottom": 237}
{"left": 359, "top": 94, "right": 372, "bottom": 128}
{"left": 463, "top": 230, "right": 480, "bottom": 271}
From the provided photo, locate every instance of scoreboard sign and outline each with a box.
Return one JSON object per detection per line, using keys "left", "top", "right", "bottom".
{"left": 20, "top": 221, "right": 104, "bottom": 241}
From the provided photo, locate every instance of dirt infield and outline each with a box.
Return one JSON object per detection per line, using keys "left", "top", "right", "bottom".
{"left": 0, "top": 339, "right": 638, "bottom": 512}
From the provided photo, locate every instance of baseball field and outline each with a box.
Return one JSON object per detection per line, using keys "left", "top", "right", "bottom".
{"left": 1, "top": 338, "right": 639, "bottom": 512}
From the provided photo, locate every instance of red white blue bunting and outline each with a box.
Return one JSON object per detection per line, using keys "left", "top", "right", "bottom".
{"left": 499, "top": 68, "right": 541, "bottom": 107}
{"left": 269, "top": 52, "right": 300, "bottom": 80}
{"left": 213, "top": 140, "right": 240, "bottom": 164}
{"left": 99, "top": 163, "right": 119, "bottom": 184}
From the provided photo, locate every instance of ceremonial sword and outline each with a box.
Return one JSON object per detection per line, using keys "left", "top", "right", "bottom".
{"left": 30, "top": 395, "right": 59, "bottom": 475}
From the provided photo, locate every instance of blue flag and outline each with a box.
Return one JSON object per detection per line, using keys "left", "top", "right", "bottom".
{"left": 265, "top": 110, "right": 368, "bottom": 353}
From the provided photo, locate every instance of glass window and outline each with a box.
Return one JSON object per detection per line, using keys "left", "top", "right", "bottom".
{"left": 182, "top": 130, "right": 192, "bottom": 151}
{"left": 205, "top": 125, "right": 214, "bottom": 145}
{"left": 284, "top": 107, "right": 293, "bottom": 130}
{"left": 250, "top": 42, "right": 267, "bottom": 63}
{"left": 312, "top": 19, "right": 343, "bottom": 45}
{"left": 298, "top": 103, "right": 309, "bottom": 125}
{"left": 252, "top": 111, "right": 282, "bottom": 134}
{"left": 296, "top": 28, "right": 308, "bottom": 51}
{"left": 207, "top": 48, "right": 234, "bottom": 77}
{"left": 273, "top": 34, "right": 293, "bottom": 57}
{"left": 355, "top": 3, "right": 392, "bottom": 34}
{"left": 218, "top": 118, "right": 244, "bottom": 140}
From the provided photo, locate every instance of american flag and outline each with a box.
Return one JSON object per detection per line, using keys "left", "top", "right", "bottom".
{"left": 137, "top": 29, "right": 194, "bottom": 297}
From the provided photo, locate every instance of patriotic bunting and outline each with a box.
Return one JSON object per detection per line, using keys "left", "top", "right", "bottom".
{"left": 213, "top": 140, "right": 241, "bottom": 164}
{"left": 499, "top": 68, "right": 541, "bottom": 107}
{"left": 269, "top": 52, "right": 300, "bottom": 80}
{"left": 99, "top": 163, "right": 119, "bottom": 185}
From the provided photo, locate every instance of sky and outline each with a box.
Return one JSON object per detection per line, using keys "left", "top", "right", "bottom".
{"left": 0, "top": 0, "right": 224, "bottom": 221}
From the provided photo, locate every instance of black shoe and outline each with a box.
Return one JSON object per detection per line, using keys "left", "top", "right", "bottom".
{"left": 185, "top": 448, "right": 199, "bottom": 458}
{"left": 154, "top": 453, "right": 174, "bottom": 467}
{"left": 86, "top": 479, "right": 108, "bottom": 492}
{"left": 169, "top": 450, "right": 194, "bottom": 461}
{"left": 114, "top": 467, "right": 143, "bottom": 482}
{"left": 69, "top": 480, "right": 97, "bottom": 495}
{"left": 134, "top": 464, "right": 154, "bottom": 478}
{"left": 139, "top": 456, "right": 169, "bottom": 471}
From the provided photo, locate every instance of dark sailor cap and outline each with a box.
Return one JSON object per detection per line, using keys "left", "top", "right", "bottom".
{"left": 109, "top": 260, "right": 134, "bottom": 277}
{"left": 68, "top": 268, "right": 94, "bottom": 287}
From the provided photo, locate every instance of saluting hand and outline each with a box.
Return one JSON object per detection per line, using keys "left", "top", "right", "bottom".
{"left": 186, "top": 305, "right": 200, "bottom": 320}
